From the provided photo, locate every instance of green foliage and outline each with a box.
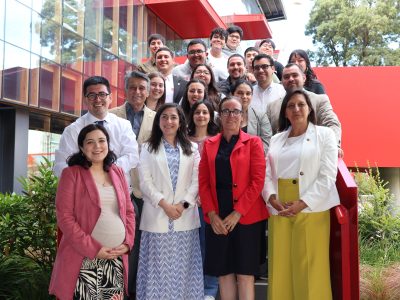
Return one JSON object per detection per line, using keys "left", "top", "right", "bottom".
{"left": 0, "top": 255, "right": 54, "bottom": 300}
{"left": 306, "top": 0, "right": 400, "bottom": 66}
{"left": 0, "top": 158, "right": 58, "bottom": 271}
{"left": 355, "top": 165, "right": 400, "bottom": 266}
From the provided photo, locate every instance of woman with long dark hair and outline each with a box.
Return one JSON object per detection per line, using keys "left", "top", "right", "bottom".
{"left": 49, "top": 124, "right": 135, "bottom": 300}
{"left": 288, "top": 49, "right": 326, "bottom": 94}
{"left": 191, "top": 64, "right": 221, "bottom": 111}
{"left": 136, "top": 103, "right": 203, "bottom": 299}
{"left": 180, "top": 78, "right": 208, "bottom": 121}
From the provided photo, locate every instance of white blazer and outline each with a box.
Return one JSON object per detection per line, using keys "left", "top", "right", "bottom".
{"left": 262, "top": 123, "right": 340, "bottom": 215}
{"left": 138, "top": 142, "right": 200, "bottom": 233}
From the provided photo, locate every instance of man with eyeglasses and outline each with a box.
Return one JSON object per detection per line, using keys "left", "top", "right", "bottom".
{"left": 222, "top": 25, "right": 243, "bottom": 57}
{"left": 173, "top": 39, "right": 226, "bottom": 82}
{"left": 251, "top": 54, "right": 286, "bottom": 113}
{"left": 258, "top": 39, "right": 284, "bottom": 81}
{"left": 54, "top": 76, "right": 139, "bottom": 178}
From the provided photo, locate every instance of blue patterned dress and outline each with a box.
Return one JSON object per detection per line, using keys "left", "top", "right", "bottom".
{"left": 136, "top": 140, "right": 203, "bottom": 299}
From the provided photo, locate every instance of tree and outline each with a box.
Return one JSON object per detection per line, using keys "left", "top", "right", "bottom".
{"left": 305, "top": 0, "right": 400, "bottom": 66}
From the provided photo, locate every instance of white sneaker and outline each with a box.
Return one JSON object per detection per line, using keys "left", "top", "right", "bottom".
{"left": 204, "top": 296, "right": 215, "bottom": 300}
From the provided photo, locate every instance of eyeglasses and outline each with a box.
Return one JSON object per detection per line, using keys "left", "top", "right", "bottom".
{"left": 85, "top": 92, "right": 110, "bottom": 101}
{"left": 254, "top": 64, "right": 273, "bottom": 72}
{"left": 220, "top": 109, "right": 242, "bottom": 117}
{"left": 194, "top": 70, "right": 211, "bottom": 76}
{"left": 188, "top": 49, "right": 205, "bottom": 56}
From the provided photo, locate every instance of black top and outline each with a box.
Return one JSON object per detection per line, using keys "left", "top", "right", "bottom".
{"left": 305, "top": 79, "right": 326, "bottom": 95}
{"left": 274, "top": 61, "right": 284, "bottom": 81}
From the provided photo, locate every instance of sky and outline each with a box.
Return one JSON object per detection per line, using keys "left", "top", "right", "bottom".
{"left": 267, "top": 0, "right": 315, "bottom": 64}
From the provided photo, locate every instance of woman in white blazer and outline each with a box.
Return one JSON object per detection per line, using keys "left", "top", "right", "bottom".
{"left": 263, "top": 89, "right": 339, "bottom": 300}
{"left": 137, "top": 103, "right": 203, "bottom": 299}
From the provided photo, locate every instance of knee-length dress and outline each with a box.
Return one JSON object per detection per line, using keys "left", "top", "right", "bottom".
{"left": 136, "top": 140, "right": 203, "bottom": 299}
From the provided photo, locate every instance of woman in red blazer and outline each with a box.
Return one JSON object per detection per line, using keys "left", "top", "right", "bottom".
{"left": 199, "top": 96, "right": 269, "bottom": 300}
{"left": 49, "top": 124, "right": 135, "bottom": 300}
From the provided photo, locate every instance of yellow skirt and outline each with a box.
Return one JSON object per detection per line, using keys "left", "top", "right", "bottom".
{"left": 268, "top": 211, "right": 332, "bottom": 300}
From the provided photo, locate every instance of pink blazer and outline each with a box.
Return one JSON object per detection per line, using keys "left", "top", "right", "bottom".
{"left": 49, "top": 164, "right": 135, "bottom": 300}
{"left": 199, "top": 131, "right": 269, "bottom": 225}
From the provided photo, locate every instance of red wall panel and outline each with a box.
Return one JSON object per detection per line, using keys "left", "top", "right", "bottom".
{"left": 314, "top": 66, "right": 400, "bottom": 167}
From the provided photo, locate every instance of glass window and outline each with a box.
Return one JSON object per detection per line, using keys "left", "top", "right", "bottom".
{"left": 3, "top": 43, "right": 30, "bottom": 104}
{"left": 103, "top": 3, "right": 119, "bottom": 55}
{"left": 166, "top": 25, "right": 175, "bottom": 50}
{"left": 5, "top": 0, "right": 31, "bottom": 51}
{"left": 39, "top": 58, "right": 61, "bottom": 111}
{"left": 84, "top": 0, "right": 103, "bottom": 44}
{"left": 0, "top": 40, "right": 3, "bottom": 98}
{"left": 156, "top": 17, "right": 166, "bottom": 39}
{"left": 36, "top": 0, "right": 62, "bottom": 24}
{"left": 118, "top": 4, "right": 128, "bottom": 61}
{"left": 83, "top": 39, "right": 101, "bottom": 77}
{"left": 29, "top": 53, "right": 40, "bottom": 107}
{"left": 61, "top": 68, "right": 82, "bottom": 116}
{"left": 0, "top": 0, "right": 5, "bottom": 40}
{"left": 62, "top": 28, "right": 83, "bottom": 73}
{"left": 41, "top": 18, "right": 62, "bottom": 63}
{"left": 63, "top": 0, "right": 84, "bottom": 35}
{"left": 31, "top": 10, "right": 42, "bottom": 55}
{"left": 117, "top": 59, "right": 134, "bottom": 91}
{"left": 102, "top": 50, "right": 118, "bottom": 87}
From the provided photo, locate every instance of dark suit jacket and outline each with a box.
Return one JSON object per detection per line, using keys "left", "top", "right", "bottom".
{"left": 199, "top": 131, "right": 269, "bottom": 225}
{"left": 173, "top": 75, "right": 187, "bottom": 104}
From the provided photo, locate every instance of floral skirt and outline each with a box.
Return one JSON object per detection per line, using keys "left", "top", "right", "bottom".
{"left": 73, "top": 257, "right": 124, "bottom": 300}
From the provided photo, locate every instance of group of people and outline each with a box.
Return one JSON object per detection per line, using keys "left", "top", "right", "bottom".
{"left": 49, "top": 25, "right": 342, "bottom": 300}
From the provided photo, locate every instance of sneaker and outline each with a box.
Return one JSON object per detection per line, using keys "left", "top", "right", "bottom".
{"left": 204, "top": 296, "right": 215, "bottom": 300}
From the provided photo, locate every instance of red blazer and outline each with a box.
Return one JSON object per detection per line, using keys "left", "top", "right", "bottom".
{"left": 49, "top": 164, "right": 135, "bottom": 300}
{"left": 199, "top": 131, "right": 269, "bottom": 225}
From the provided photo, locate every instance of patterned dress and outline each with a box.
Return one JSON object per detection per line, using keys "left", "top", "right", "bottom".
{"left": 136, "top": 140, "right": 203, "bottom": 299}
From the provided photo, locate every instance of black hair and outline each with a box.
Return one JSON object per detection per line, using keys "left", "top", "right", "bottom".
{"left": 155, "top": 47, "right": 174, "bottom": 58}
{"left": 147, "top": 34, "right": 166, "bottom": 47}
{"left": 181, "top": 78, "right": 208, "bottom": 120}
{"left": 146, "top": 72, "right": 166, "bottom": 111}
{"left": 186, "top": 39, "right": 207, "bottom": 53}
{"left": 288, "top": 49, "right": 319, "bottom": 89}
{"left": 188, "top": 100, "right": 219, "bottom": 137}
{"left": 244, "top": 47, "right": 259, "bottom": 57}
{"left": 252, "top": 53, "right": 274, "bottom": 69}
{"left": 190, "top": 64, "right": 221, "bottom": 111}
{"left": 83, "top": 76, "right": 111, "bottom": 95}
{"left": 147, "top": 103, "right": 193, "bottom": 156}
{"left": 227, "top": 53, "right": 246, "bottom": 67}
{"left": 278, "top": 89, "right": 316, "bottom": 132}
{"left": 259, "top": 38, "right": 276, "bottom": 49}
{"left": 210, "top": 27, "right": 228, "bottom": 42}
{"left": 230, "top": 79, "right": 253, "bottom": 95}
{"left": 227, "top": 25, "right": 243, "bottom": 39}
{"left": 125, "top": 70, "right": 150, "bottom": 91}
{"left": 67, "top": 124, "right": 117, "bottom": 171}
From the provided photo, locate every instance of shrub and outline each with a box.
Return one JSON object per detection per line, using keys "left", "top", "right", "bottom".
{"left": 354, "top": 164, "right": 400, "bottom": 266}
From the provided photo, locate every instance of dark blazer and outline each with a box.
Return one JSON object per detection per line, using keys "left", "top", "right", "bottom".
{"left": 199, "top": 131, "right": 269, "bottom": 225}
{"left": 173, "top": 75, "right": 187, "bottom": 104}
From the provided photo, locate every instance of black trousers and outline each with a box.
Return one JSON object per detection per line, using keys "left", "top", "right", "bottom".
{"left": 127, "top": 193, "right": 143, "bottom": 298}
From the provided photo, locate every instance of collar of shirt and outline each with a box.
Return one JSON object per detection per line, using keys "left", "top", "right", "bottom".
{"left": 85, "top": 111, "right": 111, "bottom": 124}
{"left": 126, "top": 102, "right": 145, "bottom": 117}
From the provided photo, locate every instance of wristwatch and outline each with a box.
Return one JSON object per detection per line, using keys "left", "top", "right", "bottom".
{"left": 182, "top": 201, "right": 189, "bottom": 209}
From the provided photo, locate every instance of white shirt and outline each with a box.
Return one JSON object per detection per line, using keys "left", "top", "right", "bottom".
{"left": 164, "top": 73, "right": 174, "bottom": 103}
{"left": 207, "top": 49, "right": 229, "bottom": 80}
{"left": 251, "top": 82, "right": 286, "bottom": 113}
{"left": 53, "top": 112, "right": 139, "bottom": 183}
